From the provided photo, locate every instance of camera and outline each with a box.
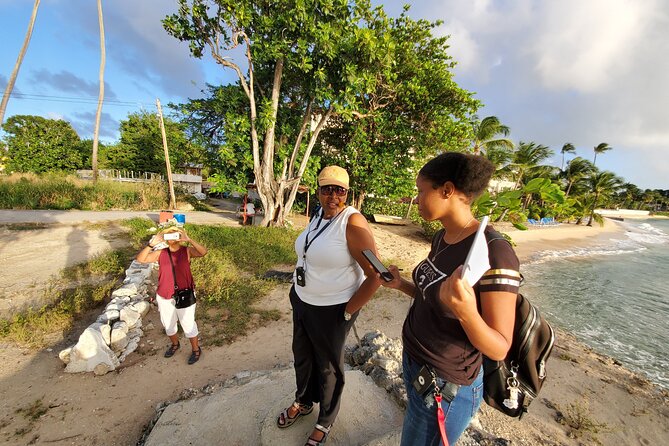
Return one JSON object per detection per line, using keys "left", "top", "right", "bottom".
{"left": 295, "top": 266, "right": 306, "bottom": 287}
{"left": 163, "top": 232, "right": 180, "bottom": 241}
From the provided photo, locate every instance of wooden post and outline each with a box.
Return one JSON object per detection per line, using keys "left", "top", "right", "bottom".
{"left": 405, "top": 195, "right": 416, "bottom": 219}
{"left": 157, "top": 98, "right": 176, "bottom": 210}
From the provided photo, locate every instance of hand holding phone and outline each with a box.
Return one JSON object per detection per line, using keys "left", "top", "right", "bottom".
{"left": 361, "top": 249, "right": 394, "bottom": 282}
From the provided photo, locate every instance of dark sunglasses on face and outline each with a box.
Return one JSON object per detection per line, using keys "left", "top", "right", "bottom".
{"left": 319, "top": 185, "right": 348, "bottom": 196}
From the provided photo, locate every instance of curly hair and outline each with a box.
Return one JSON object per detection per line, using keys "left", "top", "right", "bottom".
{"left": 418, "top": 152, "right": 495, "bottom": 200}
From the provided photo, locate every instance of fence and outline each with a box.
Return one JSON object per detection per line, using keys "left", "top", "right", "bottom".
{"left": 77, "top": 170, "right": 163, "bottom": 183}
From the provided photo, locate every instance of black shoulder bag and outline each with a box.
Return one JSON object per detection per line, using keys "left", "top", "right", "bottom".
{"left": 167, "top": 249, "right": 196, "bottom": 309}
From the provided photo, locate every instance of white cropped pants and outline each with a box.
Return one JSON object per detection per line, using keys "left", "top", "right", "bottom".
{"left": 155, "top": 293, "right": 199, "bottom": 338}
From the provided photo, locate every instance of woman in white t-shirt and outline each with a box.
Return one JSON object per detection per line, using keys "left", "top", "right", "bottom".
{"left": 276, "top": 166, "right": 382, "bottom": 446}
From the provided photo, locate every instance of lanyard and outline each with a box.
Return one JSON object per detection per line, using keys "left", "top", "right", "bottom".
{"left": 435, "top": 393, "right": 450, "bottom": 446}
{"left": 302, "top": 207, "right": 344, "bottom": 263}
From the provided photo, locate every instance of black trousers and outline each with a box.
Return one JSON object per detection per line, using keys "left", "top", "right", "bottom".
{"left": 289, "top": 286, "right": 358, "bottom": 427}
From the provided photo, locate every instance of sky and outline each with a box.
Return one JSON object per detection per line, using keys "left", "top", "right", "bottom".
{"left": 1, "top": 0, "right": 668, "bottom": 190}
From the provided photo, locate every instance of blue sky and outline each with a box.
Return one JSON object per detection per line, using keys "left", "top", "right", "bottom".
{"left": 1, "top": 0, "right": 668, "bottom": 190}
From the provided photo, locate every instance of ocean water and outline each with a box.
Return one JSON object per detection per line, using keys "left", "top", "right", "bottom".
{"left": 519, "top": 218, "right": 669, "bottom": 390}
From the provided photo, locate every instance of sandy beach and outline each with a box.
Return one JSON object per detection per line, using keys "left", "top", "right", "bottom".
{"left": 0, "top": 216, "right": 667, "bottom": 445}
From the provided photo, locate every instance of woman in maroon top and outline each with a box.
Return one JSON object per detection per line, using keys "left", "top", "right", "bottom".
{"left": 137, "top": 227, "right": 208, "bottom": 364}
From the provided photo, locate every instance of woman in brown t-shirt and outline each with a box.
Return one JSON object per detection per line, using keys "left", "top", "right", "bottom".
{"left": 381, "top": 152, "right": 520, "bottom": 445}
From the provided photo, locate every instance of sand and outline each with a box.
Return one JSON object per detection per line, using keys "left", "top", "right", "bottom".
{"left": 1, "top": 215, "right": 668, "bottom": 445}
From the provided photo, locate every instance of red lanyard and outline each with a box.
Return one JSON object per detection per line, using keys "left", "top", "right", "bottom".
{"left": 435, "top": 393, "right": 450, "bottom": 446}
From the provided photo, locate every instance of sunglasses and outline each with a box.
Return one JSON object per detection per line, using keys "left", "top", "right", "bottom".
{"left": 319, "top": 185, "right": 348, "bottom": 196}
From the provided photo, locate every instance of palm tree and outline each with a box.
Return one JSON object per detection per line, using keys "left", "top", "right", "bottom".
{"left": 563, "top": 157, "right": 595, "bottom": 197}
{"left": 507, "top": 141, "right": 554, "bottom": 189}
{"left": 471, "top": 116, "right": 514, "bottom": 156}
{"left": 587, "top": 170, "right": 623, "bottom": 226}
{"left": 560, "top": 142, "right": 575, "bottom": 171}
{"left": 592, "top": 142, "right": 612, "bottom": 167}
{"left": 91, "top": 0, "right": 106, "bottom": 182}
{"left": 0, "top": 0, "right": 41, "bottom": 125}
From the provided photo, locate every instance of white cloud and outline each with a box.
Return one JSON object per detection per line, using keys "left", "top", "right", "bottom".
{"left": 531, "top": 0, "right": 657, "bottom": 93}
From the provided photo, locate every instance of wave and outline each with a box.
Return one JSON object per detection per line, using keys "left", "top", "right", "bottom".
{"left": 527, "top": 220, "right": 668, "bottom": 264}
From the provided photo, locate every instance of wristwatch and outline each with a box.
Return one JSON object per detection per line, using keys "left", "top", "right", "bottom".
{"left": 344, "top": 311, "right": 352, "bottom": 321}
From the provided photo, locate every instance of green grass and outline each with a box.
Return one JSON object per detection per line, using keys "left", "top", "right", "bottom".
{"left": 0, "top": 220, "right": 299, "bottom": 348}
{"left": 0, "top": 173, "right": 199, "bottom": 210}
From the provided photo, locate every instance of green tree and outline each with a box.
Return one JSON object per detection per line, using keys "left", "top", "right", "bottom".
{"left": 562, "top": 156, "right": 595, "bottom": 197}
{"left": 164, "top": 0, "right": 434, "bottom": 226}
{"left": 592, "top": 142, "right": 612, "bottom": 167}
{"left": 3, "top": 115, "right": 83, "bottom": 172}
{"left": 506, "top": 141, "right": 554, "bottom": 189}
{"left": 103, "top": 111, "right": 203, "bottom": 174}
{"left": 471, "top": 116, "right": 514, "bottom": 156}
{"left": 174, "top": 84, "right": 255, "bottom": 193}
{"left": 560, "top": 142, "right": 575, "bottom": 171}
{"left": 586, "top": 170, "right": 623, "bottom": 226}
{"left": 319, "top": 7, "right": 478, "bottom": 209}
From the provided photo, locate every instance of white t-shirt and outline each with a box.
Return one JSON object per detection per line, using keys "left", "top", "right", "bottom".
{"left": 294, "top": 206, "right": 365, "bottom": 306}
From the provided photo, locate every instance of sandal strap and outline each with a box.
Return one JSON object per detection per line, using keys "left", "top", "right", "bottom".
{"left": 315, "top": 423, "right": 331, "bottom": 434}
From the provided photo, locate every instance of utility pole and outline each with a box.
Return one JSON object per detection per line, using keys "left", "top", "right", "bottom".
{"left": 156, "top": 98, "right": 176, "bottom": 210}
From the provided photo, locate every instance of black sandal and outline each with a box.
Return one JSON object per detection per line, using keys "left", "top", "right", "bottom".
{"left": 164, "top": 342, "right": 180, "bottom": 358}
{"left": 188, "top": 347, "right": 202, "bottom": 365}
{"left": 277, "top": 402, "right": 314, "bottom": 428}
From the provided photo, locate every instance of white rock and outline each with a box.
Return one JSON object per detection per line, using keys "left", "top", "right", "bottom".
{"left": 105, "top": 303, "right": 122, "bottom": 312}
{"left": 99, "top": 324, "right": 112, "bottom": 346}
{"left": 120, "top": 307, "right": 141, "bottom": 328}
{"left": 104, "top": 309, "right": 120, "bottom": 322}
{"left": 62, "top": 324, "right": 120, "bottom": 374}
{"left": 111, "top": 327, "right": 129, "bottom": 352}
{"left": 129, "top": 301, "right": 151, "bottom": 317}
{"left": 112, "top": 283, "right": 139, "bottom": 297}
{"left": 112, "top": 320, "right": 129, "bottom": 334}
{"left": 59, "top": 346, "right": 73, "bottom": 364}
{"left": 118, "top": 337, "right": 140, "bottom": 362}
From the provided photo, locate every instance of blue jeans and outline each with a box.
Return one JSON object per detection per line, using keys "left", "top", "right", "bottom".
{"left": 400, "top": 352, "right": 483, "bottom": 446}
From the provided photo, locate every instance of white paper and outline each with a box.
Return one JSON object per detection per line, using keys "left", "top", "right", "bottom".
{"left": 461, "top": 216, "right": 490, "bottom": 285}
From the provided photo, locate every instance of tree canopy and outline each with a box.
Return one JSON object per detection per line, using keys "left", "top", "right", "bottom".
{"left": 2, "top": 115, "right": 84, "bottom": 173}
{"left": 164, "top": 0, "right": 477, "bottom": 225}
{"left": 102, "top": 111, "right": 205, "bottom": 175}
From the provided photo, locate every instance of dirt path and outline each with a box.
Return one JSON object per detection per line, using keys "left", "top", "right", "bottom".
{"left": 1, "top": 214, "right": 667, "bottom": 445}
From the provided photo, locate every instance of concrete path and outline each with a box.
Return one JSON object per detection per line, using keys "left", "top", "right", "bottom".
{"left": 143, "top": 368, "right": 403, "bottom": 446}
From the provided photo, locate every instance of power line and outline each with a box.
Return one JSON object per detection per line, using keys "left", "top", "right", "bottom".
{"left": 7, "top": 92, "right": 155, "bottom": 108}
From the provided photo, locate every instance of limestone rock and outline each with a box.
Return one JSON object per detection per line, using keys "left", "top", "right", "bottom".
{"left": 112, "top": 283, "right": 139, "bottom": 297}
{"left": 61, "top": 323, "right": 120, "bottom": 374}
{"left": 120, "top": 307, "right": 141, "bottom": 328}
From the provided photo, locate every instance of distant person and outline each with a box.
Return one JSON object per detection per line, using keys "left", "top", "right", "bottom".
{"left": 380, "top": 152, "right": 520, "bottom": 445}
{"left": 240, "top": 194, "right": 256, "bottom": 225}
{"left": 136, "top": 226, "right": 208, "bottom": 365}
{"left": 276, "top": 165, "right": 382, "bottom": 446}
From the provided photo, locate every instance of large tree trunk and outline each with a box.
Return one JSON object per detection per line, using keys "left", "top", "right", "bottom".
{"left": 91, "top": 0, "right": 106, "bottom": 183}
{"left": 0, "top": 0, "right": 40, "bottom": 125}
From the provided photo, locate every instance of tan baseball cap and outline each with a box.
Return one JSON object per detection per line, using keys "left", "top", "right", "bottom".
{"left": 318, "top": 165, "right": 349, "bottom": 188}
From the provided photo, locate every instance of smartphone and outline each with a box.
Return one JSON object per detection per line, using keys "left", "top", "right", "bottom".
{"left": 361, "top": 249, "right": 394, "bottom": 282}
{"left": 163, "top": 232, "right": 180, "bottom": 241}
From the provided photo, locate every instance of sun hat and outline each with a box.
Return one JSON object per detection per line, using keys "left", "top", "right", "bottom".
{"left": 318, "top": 166, "right": 349, "bottom": 189}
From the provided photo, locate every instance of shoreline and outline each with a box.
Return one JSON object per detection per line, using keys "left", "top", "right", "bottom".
{"left": 496, "top": 218, "right": 625, "bottom": 263}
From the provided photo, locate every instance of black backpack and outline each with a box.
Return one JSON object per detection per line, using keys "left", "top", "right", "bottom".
{"left": 482, "top": 292, "right": 556, "bottom": 418}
